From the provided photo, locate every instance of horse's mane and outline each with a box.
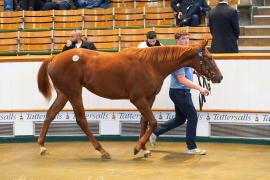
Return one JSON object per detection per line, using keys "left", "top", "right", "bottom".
{"left": 120, "top": 46, "right": 197, "bottom": 63}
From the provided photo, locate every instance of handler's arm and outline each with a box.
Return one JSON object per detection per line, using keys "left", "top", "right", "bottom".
{"left": 177, "top": 74, "right": 209, "bottom": 95}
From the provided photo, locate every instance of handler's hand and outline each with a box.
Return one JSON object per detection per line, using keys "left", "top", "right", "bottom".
{"left": 199, "top": 88, "right": 209, "bottom": 96}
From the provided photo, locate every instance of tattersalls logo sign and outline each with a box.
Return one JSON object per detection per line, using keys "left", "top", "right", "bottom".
{"left": 0, "top": 111, "right": 269, "bottom": 124}
{"left": 0, "top": 113, "right": 16, "bottom": 121}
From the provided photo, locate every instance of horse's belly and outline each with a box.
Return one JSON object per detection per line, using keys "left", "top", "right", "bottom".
{"left": 86, "top": 85, "right": 129, "bottom": 100}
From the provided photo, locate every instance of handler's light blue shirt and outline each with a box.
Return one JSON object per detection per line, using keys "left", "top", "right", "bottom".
{"left": 170, "top": 67, "right": 193, "bottom": 89}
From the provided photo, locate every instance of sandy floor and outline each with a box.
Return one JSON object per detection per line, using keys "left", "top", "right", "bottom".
{"left": 0, "top": 141, "right": 270, "bottom": 180}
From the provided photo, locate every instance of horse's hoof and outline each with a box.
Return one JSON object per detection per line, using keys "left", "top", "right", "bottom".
{"left": 40, "top": 147, "right": 47, "bottom": 156}
{"left": 101, "top": 153, "right": 111, "bottom": 160}
{"left": 144, "top": 150, "right": 152, "bottom": 158}
{"left": 133, "top": 147, "right": 140, "bottom": 155}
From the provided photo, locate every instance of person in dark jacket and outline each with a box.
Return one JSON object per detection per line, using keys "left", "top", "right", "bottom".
{"left": 16, "top": 0, "right": 46, "bottom": 10}
{"left": 208, "top": 0, "right": 240, "bottom": 53}
{"left": 62, "top": 30, "right": 96, "bottom": 52}
{"left": 42, "top": 0, "right": 75, "bottom": 10}
{"left": 171, "top": 0, "right": 211, "bottom": 26}
{"left": 4, "top": 0, "right": 14, "bottom": 11}
{"left": 75, "top": 0, "right": 112, "bottom": 9}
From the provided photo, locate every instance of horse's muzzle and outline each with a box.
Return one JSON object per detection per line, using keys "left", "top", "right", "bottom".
{"left": 211, "top": 75, "right": 223, "bottom": 83}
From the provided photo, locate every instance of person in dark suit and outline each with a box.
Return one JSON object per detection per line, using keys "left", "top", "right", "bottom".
{"left": 208, "top": 0, "right": 240, "bottom": 53}
{"left": 171, "top": 0, "right": 211, "bottom": 26}
{"left": 62, "top": 30, "right": 96, "bottom": 52}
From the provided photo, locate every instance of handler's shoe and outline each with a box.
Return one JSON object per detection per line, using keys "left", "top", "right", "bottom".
{"left": 187, "top": 148, "right": 207, "bottom": 155}
{"left": 149, "top": 133, "right": 157, "bottom": 149}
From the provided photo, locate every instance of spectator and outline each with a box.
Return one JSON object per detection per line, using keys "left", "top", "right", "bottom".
{"left": 75, "top": 0, "right": 112, "bottom": 9}
{"left": 171, "top": 0, "right": 211, "bottom": 27}
{"left": 4, "top": 0, "right": 13, "bottom": 11}
{"left": 137, "top": 31, "right": 162, "bottom": 48}
{"left": 208, "top": 0, "right": 239, "bottom": 53}
{"left": 62, "top": 30, "right": 96, "bottom": 52}
{"left": 43, "top": 0, "right": 75, "bottom": 10}
{"left": 16, "top": 0, "right": 46, "bottom": 11}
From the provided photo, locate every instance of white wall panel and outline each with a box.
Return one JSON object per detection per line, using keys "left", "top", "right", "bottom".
{"left": 0, "top": 59, "right": 269, "bottom": 111}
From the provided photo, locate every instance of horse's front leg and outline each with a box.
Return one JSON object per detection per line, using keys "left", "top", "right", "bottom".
{"left": 139, "top": 96, "right": 156, "bottom": 157}
{"left": 140, "top": 117, "right": 151, "bottom": 157}
{"left": 132, "top": 98, "right": 157, "bottom": 155}
{"left": 69, "top": 96, "right": 111, "bottom": 160}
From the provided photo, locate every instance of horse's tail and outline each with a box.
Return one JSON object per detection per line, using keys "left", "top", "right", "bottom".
{"left": 37, "top": 56, "right": 54, "bottom": 101}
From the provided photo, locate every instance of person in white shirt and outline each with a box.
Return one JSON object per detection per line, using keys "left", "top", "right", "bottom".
{"left": 137, "top": 31, "right": 162, "bottom": 48}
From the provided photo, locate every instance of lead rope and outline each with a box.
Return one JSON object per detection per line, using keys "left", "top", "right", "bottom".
{"left": 197, "top": 52, "right": 211, "bottom": 111}
{"left": 197, "top": 75, "right": 211, "bottom": 111}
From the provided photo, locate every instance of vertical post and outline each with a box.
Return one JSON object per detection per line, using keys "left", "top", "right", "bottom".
{"left": 17, "top": 30, "right": 20, "bottom": 56}
{"left": 22, "top": 10, "right": 25, "bottom": 30}
{"left": 82, "top": 9, "right": 85, "bottom": 30}
{"left": 84, "top": 29, "right": 87, "bottom": 41}
{"left": 113, "top": 8, "right": 115, "bottom": 29}
{"left": 52, "top": 9, "right": 55, "bottom": 30}
{"left": 51, "top": 29, "right": 53, "bottom": 55}
{"left": 143, "top": 6, "right": 146, "bottom": 28}
{"left": 118, "top": 28, "right": 121, "bottom": 52}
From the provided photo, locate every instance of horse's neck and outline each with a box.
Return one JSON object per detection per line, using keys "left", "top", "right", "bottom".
{"left": 152, "top": 55, "right": 196, "bottom": 79}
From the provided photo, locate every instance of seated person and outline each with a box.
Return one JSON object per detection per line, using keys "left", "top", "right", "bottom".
{"left": 43, "top": 0, "right": 75, "bottom": 10}
{"left": 171, "top": 0, "right": 211, "bottom": 27}
{"left": 16, "top": 0, "right": 46, "bottom": 11}
{"left": 137, "top": 31, "right": 162, "bottom": 48}
{"left": 75, "top": 0, "right": 112, "bottom": 9}
{"left": 63, "top": 30, "right": 96, "bottom": 52}
{"left": 4, "top": 0, "right": 14, "bottom": 11}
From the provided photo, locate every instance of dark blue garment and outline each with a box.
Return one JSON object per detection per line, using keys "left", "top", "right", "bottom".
{"left": 43, "top": 1, "right": 72, "bottom": 10}
{"left": 209, "top": 3, "right": 239, "bottom": 53}
{"left": 4, "top": 0, "right": 13, "bottom": 11}
{"left": 154, "top": 89, "right": 198, "bottom": 150}
{"left": 171, "top": 0, "right": 210, "bottom": 14}
{"left": 75, "top": 0, "right": 111, "bottom": 9}
{"left": 17, "top": 0, "right": 45, "bottom": 10}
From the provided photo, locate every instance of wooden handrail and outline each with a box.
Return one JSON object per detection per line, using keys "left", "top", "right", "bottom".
{"left": 0, "top": 53, "right": 270, "bottom": 63}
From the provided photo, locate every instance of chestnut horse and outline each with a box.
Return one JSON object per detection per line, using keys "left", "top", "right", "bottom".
{"left": 37, "top": 41, "right": 222, "bottom": 159}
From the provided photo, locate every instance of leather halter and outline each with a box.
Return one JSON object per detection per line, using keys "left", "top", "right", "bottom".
{"left": 197, "top": 51, "right": 212, "bottom": 111}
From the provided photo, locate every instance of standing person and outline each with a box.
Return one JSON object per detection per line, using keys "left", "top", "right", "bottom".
{"left": 208, "top": 0, "right": 240, "bottom": 53}
{"left": 171, "top": 0, "right": 211, "bottom": 27}
{"left": 62, "top": 30, "right": 96, "bottom": 52}
{"left": 149, "top": 31, "right": 209, "bottom": 155}
{"left": 137, "top": 31, "right": 162, "bottom": 48}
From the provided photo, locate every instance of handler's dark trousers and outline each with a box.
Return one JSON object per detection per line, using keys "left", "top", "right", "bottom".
{"left": 153, "top": 88, "right": 198, "bottom": 150}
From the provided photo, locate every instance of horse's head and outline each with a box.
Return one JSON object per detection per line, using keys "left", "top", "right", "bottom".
{"left": 192, "top": 40, "right": 223, "bottom": 83}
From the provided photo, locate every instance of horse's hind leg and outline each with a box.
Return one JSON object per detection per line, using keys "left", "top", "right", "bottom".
{"left": 131, "top": 97, "right": 157, "bottom": 155}
{"left": 69, "top": 96, "right": 110, "bottom": 160}
{"left": 38, "top": 90, "right": 68, "bottom": 155}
